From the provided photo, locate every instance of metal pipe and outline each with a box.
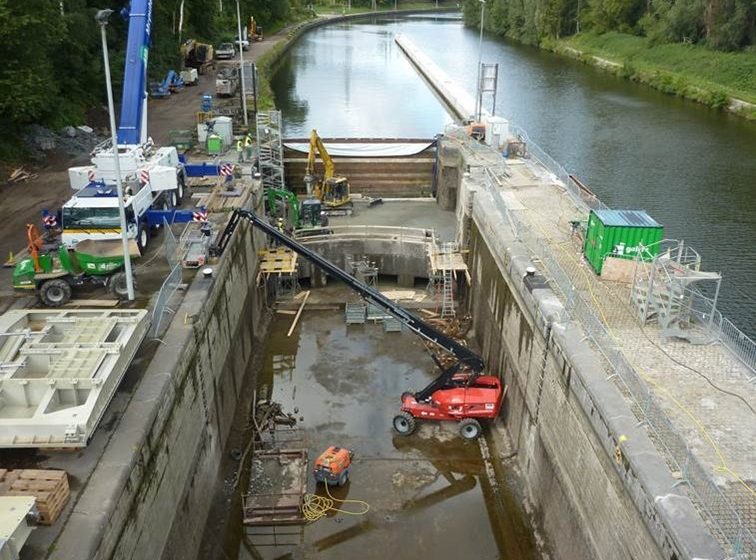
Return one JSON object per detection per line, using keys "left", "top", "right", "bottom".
{"left": 97, "top": 13, "right": 135, "bottom": 301}
{"left": 236, "top": 0, "right": 249, "bottom": 127}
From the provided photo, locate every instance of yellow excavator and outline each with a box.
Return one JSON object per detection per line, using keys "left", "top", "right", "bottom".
{"left": 304, "top": 129, "right": 352, "bottom": 213}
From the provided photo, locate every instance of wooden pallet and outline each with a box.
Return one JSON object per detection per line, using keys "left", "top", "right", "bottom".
{"left": 258, "top": 249, "right": 298, "bottom": 275}
{"left": 0, "top": 469, "right": 70, "bottom": 525}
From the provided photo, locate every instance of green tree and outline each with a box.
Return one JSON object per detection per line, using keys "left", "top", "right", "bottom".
{"left": 0, "top": 0, "right": 64, "bottom": 124}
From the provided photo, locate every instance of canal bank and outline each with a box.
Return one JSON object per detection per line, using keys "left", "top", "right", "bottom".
{"left": 269, "top": 11, "right": 756, "bottom": 337}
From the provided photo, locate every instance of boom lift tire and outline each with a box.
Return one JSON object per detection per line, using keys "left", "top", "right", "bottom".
{"left": 177, "top": 176, "right": 185, "bottom": 202}
{"left": 458, "top": 418, "right": 482, "bottom": 440}
{"left": 39, "top": 279, "right": 72, "bottom": 307}
{"left": 393, "top": 411, "right": 416, "bottom": 436}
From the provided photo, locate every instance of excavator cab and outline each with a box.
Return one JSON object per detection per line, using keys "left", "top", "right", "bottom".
{"left": 300, "top": 199, "right": 328, "bottom": 228}
{"left": 321, "top": 177, "right": 350, "bottom": 208}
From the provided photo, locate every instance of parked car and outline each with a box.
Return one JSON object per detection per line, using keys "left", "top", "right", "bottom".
{"left": 237, "top": 38, "right": 250, "bottom": 51}
{"left": 215, "top": 42, "right": 236, "bottom": 60}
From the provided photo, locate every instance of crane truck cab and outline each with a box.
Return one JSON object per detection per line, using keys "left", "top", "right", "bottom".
{"left": 65, "top": 143, "right": 185, "bottom": 252}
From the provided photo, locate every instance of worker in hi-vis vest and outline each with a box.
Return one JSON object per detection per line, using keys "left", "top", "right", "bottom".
{"left": 236, "top": 138, "right": 244, "bottom": 162}
{"left": 244, "top": 134, "right": 254, "bottom": 160}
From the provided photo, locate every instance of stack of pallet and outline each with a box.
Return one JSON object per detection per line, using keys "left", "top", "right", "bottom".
{"left": 0, "top": 469, "right": 70, "bottom": 525}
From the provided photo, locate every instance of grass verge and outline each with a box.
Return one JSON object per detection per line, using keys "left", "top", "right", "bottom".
{"left": 548, "top": 32, "right": 756, "bottom": 118}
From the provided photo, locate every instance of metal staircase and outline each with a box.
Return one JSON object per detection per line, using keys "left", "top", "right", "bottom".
{"left": 631, "top": 240, "right": 721, "bottom": 343}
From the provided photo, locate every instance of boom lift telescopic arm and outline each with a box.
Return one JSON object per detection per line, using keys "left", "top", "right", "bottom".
{"left": 213, "top": 210, "right": 486, "bottom": 401}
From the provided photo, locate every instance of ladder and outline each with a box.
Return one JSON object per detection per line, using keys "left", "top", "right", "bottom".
{"left": 440, "top": 242, "right": 456, "bottom": 319}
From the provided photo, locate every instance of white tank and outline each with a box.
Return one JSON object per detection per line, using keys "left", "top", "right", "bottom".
{"left": 484, "top": 116, "right": 509, "bottom": 149}
{"left": 213, "top": 116, "right": 234, "bottom": 148}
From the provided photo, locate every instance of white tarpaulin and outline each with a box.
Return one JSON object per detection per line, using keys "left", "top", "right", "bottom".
{"left": 284, "top": 142, "right": 434, "bottom": 157}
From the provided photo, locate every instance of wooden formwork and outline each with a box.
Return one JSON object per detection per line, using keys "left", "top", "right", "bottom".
{"left": 0, "top": 469, "right": 70, "bottom": 525}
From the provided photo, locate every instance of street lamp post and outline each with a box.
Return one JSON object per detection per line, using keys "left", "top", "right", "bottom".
{"left": 474, "top": 0, "right": 486, "bottom": 122}
{"left": 95, "top": 9, "right": 135, "bottom": 301}
{"left": 236, "top": 0, "right": 249, "bottom": 127}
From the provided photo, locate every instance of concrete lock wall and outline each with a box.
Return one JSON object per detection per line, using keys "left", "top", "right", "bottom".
{"left": 466, "top": 191, "right": 721, "bottom": 559}
{"left": 299, "top": 238, "right": 430, "bottom": 285}
{"left": 51, "top": 218, "right": 269, "bottom": 560}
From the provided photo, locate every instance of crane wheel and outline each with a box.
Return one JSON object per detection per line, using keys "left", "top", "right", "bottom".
{"left": 392, "top": 411, "right": 416, "bottom": 436}
{"left": 39, "top": 279, "right": 72, "bottom": 307}
{"left": 458, "top": 418, "right": 482, "bottom": 440}
{"left": 137, "top": 223, "right": 149, "bottom": 254}
{"left": 177, "top": 176, "right": 185, "bottom": 202}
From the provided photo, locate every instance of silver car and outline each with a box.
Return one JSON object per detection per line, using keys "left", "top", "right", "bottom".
{"left": 216, "top": 42, "right": 235, "bottom": 60}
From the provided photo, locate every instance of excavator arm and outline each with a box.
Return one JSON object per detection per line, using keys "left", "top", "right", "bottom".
{"left": 307, "top": 129, "right": 335, "bottom": 180}
{"left": 212, "top": 210, "right": 486, "bottom": 401}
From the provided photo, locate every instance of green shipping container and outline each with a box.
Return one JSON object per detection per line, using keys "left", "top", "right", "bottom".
{"left": 583, "top": 209, "right": 664, "bottom": 274}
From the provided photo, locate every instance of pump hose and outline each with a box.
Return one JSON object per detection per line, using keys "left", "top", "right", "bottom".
{"left": 301, "top": 480, "right": 370, "bottom": 522}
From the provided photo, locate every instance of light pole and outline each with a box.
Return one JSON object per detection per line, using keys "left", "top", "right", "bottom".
{"left": 474, "top": 0, "right": 486, "bottom": 122}
{"left": 236, "top": 0, "right": 249, "bottom": 127}
{"left": 95, "top": 9, "right": 135, "bottom": 301}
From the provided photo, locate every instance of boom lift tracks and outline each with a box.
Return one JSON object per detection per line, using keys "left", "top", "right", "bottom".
{"left": 213, "top": 210, "right": 505, "bottom": 440}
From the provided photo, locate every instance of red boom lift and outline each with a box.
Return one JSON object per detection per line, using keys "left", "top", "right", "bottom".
{"left": 212, "top": 210, "right": 506, "bottom": 440}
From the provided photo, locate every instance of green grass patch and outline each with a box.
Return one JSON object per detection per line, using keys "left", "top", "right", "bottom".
{"left": 560, "top": 32, "right": 756, "bottom": 106}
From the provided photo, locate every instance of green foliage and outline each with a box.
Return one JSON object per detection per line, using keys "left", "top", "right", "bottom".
{"left": 464, "top": 0, "right": 755, "bottom": 51}
{"left": 0, "top": 0, "right": 309, "bottom": 162}
{"left": 562, "top": 31, "right": 756, "bottom": 106}
{"left": 0, "top": 0, "right": 64, "bottom": 124}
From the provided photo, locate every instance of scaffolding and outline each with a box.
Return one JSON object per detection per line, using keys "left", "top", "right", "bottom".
{"left": 257, "top": 248, "right": 299, "bottom": 301}
{"left": 427, "top": 241, "right": 468, "bottom": 317}
{"left": 350, "top": 256, "right": 378, "bottom": 288}
{"left": 255, "top": 110, "right": 285, "bottom": 191}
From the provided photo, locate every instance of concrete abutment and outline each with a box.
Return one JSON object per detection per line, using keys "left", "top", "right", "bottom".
{"left": 457, "top": 152, "right": 722, "bottom": 559}
{"left": 51, "top": 208, "right": 270, "bottom": 560}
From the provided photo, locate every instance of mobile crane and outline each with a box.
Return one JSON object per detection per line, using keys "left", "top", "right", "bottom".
{"left": 304, "top": 129, "right": 352, "bottom": 213}
{"left": 64, "top": 0, "right": 186, "bottom": 253}
{"left": 212, "top": 210, "right": 505, "bottom": 440}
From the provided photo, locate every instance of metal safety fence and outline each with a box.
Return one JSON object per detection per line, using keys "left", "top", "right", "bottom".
{"left": 478, "top": 137, "right": 755, "bottom": 558}
{"left": 150, "top": 221, "right": 184, "bottom": 338}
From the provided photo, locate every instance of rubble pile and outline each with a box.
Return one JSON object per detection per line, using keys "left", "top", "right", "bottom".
{"left": 23, "top": 124, "right": 106, "bottom": 162}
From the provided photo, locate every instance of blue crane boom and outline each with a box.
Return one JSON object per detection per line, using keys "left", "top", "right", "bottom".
{"left": 117, "top": 0, "right": 152, "bottom": 145}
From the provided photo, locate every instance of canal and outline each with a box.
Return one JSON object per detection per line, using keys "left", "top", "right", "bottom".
{"left": 271, "top": 12, "right": 756, "bottom": 336}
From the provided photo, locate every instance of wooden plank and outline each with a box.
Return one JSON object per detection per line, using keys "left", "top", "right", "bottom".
{"left": 287, "top": 291, "right": 310, "bottom": 337}
{"left": 64, "top": 299, "right": 119, "bottom": 308}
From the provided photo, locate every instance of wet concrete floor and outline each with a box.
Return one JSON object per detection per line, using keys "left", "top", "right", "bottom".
{"left": 223, "top": 310, "right": 538, "bottom": 560}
